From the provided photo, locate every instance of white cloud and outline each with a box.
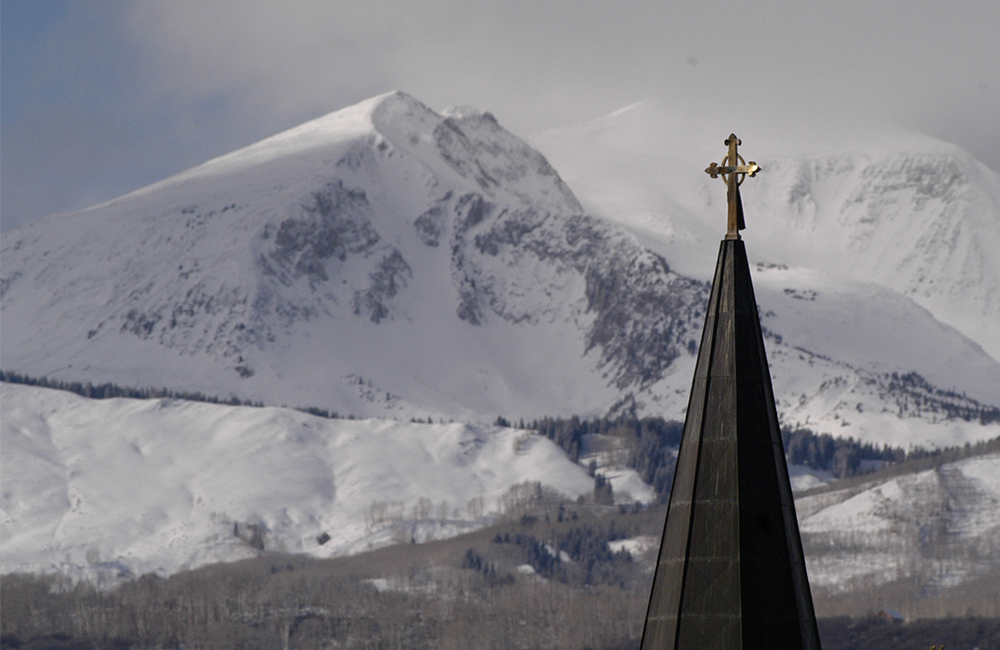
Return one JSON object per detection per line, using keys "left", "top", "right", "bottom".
{"left": 120, "top": 0, "right": 1000, "bottom": 139}
{"left": 2, "top": 0, "right": 998, "bottom": 229}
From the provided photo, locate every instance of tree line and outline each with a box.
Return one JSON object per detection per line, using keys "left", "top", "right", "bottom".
{"left": 0, "top": 370, "right": 346, "bottom": 418}
{"left": 885, "top": 371, "right": 1000, "bottom": 425}
{"left": 505, "top": 414, "right": 985, "bottom": 502}
{"left": 490, "top": 519, "right": 639, "bottom": 588}
{"left": 0, "top": 370, "right": 264, "bottom": 408}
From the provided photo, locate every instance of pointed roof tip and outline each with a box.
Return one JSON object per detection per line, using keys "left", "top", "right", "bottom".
{"left": 639, "top": 236, "right": 821, "bottom": 650}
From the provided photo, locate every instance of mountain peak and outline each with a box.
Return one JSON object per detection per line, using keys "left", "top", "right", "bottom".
{"left": 0, "top": 91, "right": 700, "bottom": 420}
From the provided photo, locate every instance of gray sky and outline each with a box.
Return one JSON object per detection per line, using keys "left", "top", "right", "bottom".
{"left": 3, "top": 0, "right": 998, "bottom": 231}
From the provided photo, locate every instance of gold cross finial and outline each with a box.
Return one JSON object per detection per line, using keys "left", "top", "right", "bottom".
{"left": 705, "top": 134, "right": 760, "bottom": 239}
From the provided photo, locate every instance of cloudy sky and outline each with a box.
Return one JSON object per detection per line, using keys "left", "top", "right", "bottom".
{"left": 2, "top": 0, "right": 998, "bottom": 231}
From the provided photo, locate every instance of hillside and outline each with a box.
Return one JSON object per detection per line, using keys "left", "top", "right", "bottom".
{"left": 0, "top": 382, "right": 593, "bottom": 580}
{"left": 3, "top": 381, "right": 999, "bottom": 597}
{"left": 4, "top": 397, "right": 999, "bottom": 649}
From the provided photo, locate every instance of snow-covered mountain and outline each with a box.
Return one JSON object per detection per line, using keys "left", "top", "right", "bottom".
{"left": 0, "top": 91, "right": 705, "bottom": 422}
{"left": 531, "top": 100, "right": 1000, "bottom": 363}
{"left": 530, "top": 101, "right": 1000, "bottom": 445}
{"left": 752, "top": 265, "right": 1000, "bottom": 449}
{"left": 2, "top": 91, "right": 998, "bottom": 447}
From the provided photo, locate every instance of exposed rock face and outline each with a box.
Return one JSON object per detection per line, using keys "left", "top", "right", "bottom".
{"left": 269, "top": 182, "right": 382, "bottom": 286}
{"left": 446, "top": 190, "right": 706, "bottom": 387}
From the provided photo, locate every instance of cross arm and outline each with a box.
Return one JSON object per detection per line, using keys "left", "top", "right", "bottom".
{"left": 705, "top": 161, "right": 760, "bottom": 178}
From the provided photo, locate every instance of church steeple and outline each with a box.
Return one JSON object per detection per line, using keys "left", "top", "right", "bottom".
{"left": 639, "top": 137, "right": 821, "bottom": 649}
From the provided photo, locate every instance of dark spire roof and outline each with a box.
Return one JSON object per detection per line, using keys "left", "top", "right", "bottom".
{"left": 640, "top": 238, "right": 822, "bottom": 649}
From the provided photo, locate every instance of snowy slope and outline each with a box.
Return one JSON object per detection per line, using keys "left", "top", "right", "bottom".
{"left": 531, "top": 101, "right": 1000, "bottom": 364}
{"left": 753, "top": 264, "right": 1000, "bottom": 449}
{"left": 0, "top": 382, "right": 593, "bottom": 579}
{"left": 0, "top": 91, "right": 705, "bottom": 422}
{"left": 797, "top": 452, "right": 1000, "bottom": 591}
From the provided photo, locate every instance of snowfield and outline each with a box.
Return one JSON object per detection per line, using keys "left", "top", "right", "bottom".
{"left": 531, "top": 100, "right": 1000, "bottom": 363}
{"left": 0, "top": 383, "right": 593, "bottom": 580}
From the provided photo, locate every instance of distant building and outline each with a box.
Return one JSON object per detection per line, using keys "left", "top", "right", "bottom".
{"left": 876, "top": 609, "right": 905, "bottom": 623}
